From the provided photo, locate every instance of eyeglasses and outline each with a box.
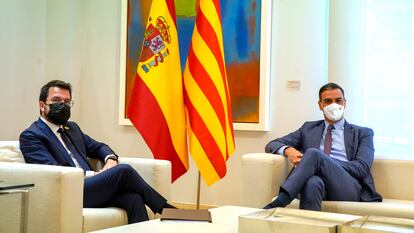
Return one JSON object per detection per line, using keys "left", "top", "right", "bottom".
{"left": 46, "top": 98, "right": 75, "bottom": 108}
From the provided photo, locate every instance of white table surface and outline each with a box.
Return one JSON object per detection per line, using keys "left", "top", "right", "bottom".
{"left": 90, "top": 205, "right": 260, "bottom": 233}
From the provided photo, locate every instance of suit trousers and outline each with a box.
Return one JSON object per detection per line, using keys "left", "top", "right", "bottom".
{"left": 83, "top": 164, "right": 167, "bottom": 223}
{"left": 281, "top": 148, "right": 362, "bottom": 210}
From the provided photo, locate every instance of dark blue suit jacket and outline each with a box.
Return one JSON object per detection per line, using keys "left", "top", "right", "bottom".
{"left": 265, "top": 120, "right": 382, "bottom": 202}
{"left": 20, "top": 119, "right": 166, "bottom": 222}
{"left": 19, "top": 118, "right": 116, "bottom": 170}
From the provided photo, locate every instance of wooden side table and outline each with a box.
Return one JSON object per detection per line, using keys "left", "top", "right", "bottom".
{"left": 0, "top": 182, "right": 34, "bottom": 233}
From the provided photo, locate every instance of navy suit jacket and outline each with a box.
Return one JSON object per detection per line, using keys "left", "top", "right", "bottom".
{"left": 19, "top": 118, "right": 116, "bottom": 170}
{"left": 265, "top": 120, "right": 382, "bottom": 202}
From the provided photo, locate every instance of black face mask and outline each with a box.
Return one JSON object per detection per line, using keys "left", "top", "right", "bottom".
{"left": 46, "top": 103, "right": 71, "bottom": 125}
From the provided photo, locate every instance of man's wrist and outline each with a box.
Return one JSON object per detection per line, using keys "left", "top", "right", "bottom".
{"left": 277, "top": 146, "right": 289, "bottom": 156}
{"left": 104, "top": 154, "right": 118, "bottom": 163}
{"left": 283, "top": 147, "right": 290, "bottom": 157}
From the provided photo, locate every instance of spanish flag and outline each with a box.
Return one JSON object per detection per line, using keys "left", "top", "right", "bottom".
{"left": 127, "top": 0, "right": 188, "bottom": 182}
{"left": 183, "top": 0, "right": 235, "bottom": 186}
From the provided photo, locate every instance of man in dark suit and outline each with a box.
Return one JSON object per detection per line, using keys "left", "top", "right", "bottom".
{"left": 263, "top": 83, "right": 382, "bottom": 210}
{"left": 20, "top": 80, "right": 175, "bottom": 223}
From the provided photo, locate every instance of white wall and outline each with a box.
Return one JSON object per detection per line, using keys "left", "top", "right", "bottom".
{"left": 0, "top": 0, "right": 82, "bottom": 138}
{"left": 0, "top": 0, "right": 328, "bottom": 206}
{"left": 328, "top": 0, "right": 366, "bottom": 124}
{"left": 0, "top": 0, "right": 47, "bottom": 138}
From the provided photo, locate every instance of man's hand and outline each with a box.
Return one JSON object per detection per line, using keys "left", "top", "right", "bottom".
{"left": 284, "top": 147, "right": 303, "bottom": 165}
{"left": 102, "top": 158, "right": 118, "bottom": 171}
{"left": 93, "top": 159, "right": 118, "bottom": 176}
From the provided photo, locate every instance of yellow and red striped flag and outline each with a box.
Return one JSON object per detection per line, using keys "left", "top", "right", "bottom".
{"left": 183, "top": 0, "right": 235, "bottom": 186}
{"left": 127, "top": 0, "right": 188, "bottom": 182}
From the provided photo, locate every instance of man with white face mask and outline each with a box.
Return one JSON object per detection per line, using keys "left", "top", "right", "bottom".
{"left": 263, "top": 83, "right": 382, "bottom": 210}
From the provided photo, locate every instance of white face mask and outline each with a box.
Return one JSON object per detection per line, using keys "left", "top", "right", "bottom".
{"left": 323, "top": 103, "right": 344, "bottom": 122}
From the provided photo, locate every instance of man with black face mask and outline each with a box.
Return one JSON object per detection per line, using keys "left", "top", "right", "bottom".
{"left": 19, "top": 80, "right": 176, "bottom": 224}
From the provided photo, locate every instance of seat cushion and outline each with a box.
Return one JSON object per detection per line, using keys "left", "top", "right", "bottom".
{"left": 286, "top": 198, "right": 414, "bottom": 219}
{"left": 82, "top": 208, "right": 128, "bottom": 233}
{"left": 0, "top": 141, "right": 24, "bottom": 163}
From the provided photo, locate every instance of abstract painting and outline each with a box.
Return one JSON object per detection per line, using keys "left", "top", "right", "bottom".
{"left": 119, "top": 0, "right": 271, "bottom": 130}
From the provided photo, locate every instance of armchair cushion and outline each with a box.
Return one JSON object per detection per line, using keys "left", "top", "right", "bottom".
{"left": 0, "top": 141, "right": 24, "bottom": 163}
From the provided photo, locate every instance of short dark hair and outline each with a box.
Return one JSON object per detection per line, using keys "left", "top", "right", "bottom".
{"left": 319, "top": 83, "right": 345, "bottom": 101}
{"left": 39, "top": 80, "right": 72, "bottom": 102}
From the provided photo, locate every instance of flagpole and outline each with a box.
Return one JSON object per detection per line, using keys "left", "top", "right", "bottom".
{"left": 195, "top": 0, "right": 202, "bottom": 211}
{"left": 196, "top": 171, "right": 201, "bottom": 210}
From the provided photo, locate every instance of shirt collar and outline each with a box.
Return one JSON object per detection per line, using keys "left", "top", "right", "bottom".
{"left": 324, "top": 118, "right": 345, "bottom": 130}
{"left": 40, "top": 116, "right": 61, "bottom": 134}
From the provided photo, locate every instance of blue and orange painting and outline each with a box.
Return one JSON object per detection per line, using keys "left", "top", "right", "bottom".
{"left": 125, "top": 0, "right": 262, "bottom": 123}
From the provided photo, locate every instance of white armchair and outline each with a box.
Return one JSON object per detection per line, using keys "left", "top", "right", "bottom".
{"left": 240, "top": 153, "right": 290, "bottom": 208}
{"left": 241, "top": 152, "right": 414, "bottom": 219}
{"left": 0, "top": 141, "right": 171, "bottom": 233}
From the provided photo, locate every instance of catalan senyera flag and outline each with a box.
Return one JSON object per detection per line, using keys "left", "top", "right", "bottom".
{"left": 127, "top": 0, "right": 188, "bottom": 182}
{"left": 183, "top": 0, "right": 235, "bottom": 186}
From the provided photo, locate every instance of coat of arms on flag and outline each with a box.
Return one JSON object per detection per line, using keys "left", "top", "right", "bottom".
{"left": 140, "top": 16, "right": 172, "bottom": 73}
{"left": 128, "top": 0, "right": 189, "bottom": 182}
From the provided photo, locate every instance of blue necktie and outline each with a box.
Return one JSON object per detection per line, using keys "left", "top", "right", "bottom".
{"left": 58, "top": 128, "right": 91, "bottom": 170}
{"left": 324, "top": 125, "right": 334, "bottom": 156}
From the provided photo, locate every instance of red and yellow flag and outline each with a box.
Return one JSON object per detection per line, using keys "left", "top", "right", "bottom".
{"left": 127, "top": 0, "right": 188, "bottom": 182}
{"left": 183, "top": 0, "right": 235, "bottom": 186}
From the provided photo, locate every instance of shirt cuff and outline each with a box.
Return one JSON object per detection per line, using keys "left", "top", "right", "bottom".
{"left": 104, "top": 154, "right": 118, "bottom": 163}
{"left": 277, "top": 146, "right": 289, "bottom": 156}
{"left": 85, "top": 171, "right": 95, "bottom": 178}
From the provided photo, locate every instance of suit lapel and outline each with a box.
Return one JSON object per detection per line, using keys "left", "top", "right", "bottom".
{"left": 310, "top": 121, "right": 325, "bottom": 149}
{"left": 36, "top": 119, "right": 76, "bottom": 166}
{"left": 344, "top": 121, "right": 354, "bottom": 160}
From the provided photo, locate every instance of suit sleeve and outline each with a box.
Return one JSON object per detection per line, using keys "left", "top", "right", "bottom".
{"left": 340, "top": 127, "right": 375, "bottom": 179}
{"left": 70, "top": 123, "right": 117, "bottom": 161}
{"left": 265, "top": 124, "right": 305, "bottom": 154}
{"left": 82, "top": 133, "right": 116, "bottom": 161}
{"left": 19, "top": 130, "right": 60, "bottom": 165}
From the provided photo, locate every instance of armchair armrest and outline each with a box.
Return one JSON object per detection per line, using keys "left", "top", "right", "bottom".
{"left": 241, "top": 153, "right": 290, "bottom": 208}
{"left": 0, "top": 162, "right": 84, "bottom": 233}
{"left": 118, "top": 157, "right": 171, "bottom": 200}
